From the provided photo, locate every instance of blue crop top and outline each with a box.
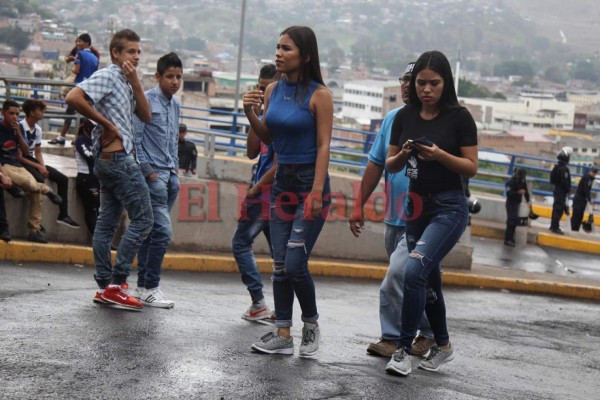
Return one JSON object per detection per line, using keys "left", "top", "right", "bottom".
{"left": 265, "top": 79, "right": 321, "bottom": 164}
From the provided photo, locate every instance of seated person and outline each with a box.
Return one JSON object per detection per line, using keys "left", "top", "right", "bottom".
{"left": 19, "top": 99, "right": 79, "bottom": 228}
{"left": 0, "top": 100, "right": 62, "bottom": 243}
{"left": 178, "top": 123, "right": 197, "bottom": 176}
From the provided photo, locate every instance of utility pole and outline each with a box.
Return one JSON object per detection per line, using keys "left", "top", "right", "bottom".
{"left": 454, "top": 49, "right": 461, "bottom": 96}
{"left": 233, "top": 0, "right": 247, "bottom": 116}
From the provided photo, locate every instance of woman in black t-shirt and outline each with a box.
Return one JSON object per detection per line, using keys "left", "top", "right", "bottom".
{"left": 384, "top": 51, "right": 478, "bottom": 376}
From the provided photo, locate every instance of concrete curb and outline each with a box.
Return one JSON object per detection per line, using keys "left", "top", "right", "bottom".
{"left": 537, "top": 232, "right": 600, "bottom": 255}
{"left": 1, "top": 240, "right": 599, "bottom": 301}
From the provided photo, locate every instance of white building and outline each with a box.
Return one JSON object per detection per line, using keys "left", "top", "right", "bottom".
{"left": 341, "top": 79, "right": 401, "bottom": 124}
{"left": 461, "top": 93, "right": 576, "bottom": 132}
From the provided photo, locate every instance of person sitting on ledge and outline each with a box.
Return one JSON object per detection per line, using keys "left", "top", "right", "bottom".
{"left": 19, "top": 99, "right": 80, "bottom": 228}
{"left": 0, "top": 100, "right": 63, "bottom": 244}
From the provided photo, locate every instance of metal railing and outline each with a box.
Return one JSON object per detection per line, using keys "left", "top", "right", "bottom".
{"left": 1, "top": 75, "right": 598, "bottom": 203}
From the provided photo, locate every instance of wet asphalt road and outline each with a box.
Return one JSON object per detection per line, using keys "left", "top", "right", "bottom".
{"left": 472, "top": 236, "right": 600, "bottom": 281}
{"left": 1, "top": 261, "right": 599, "bottom": 400}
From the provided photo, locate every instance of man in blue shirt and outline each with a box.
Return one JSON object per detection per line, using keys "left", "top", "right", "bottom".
{"left": 52, "top": 33, "right": 99, "bottom": 145}
{"left": 232, "top": 64, "right": 277, "bottom": 321}
{"left": 349, "top": 62, "right": 435, "bottom": 358}
{"left": 133, "top": 52, "right": 183, "bottom": 308}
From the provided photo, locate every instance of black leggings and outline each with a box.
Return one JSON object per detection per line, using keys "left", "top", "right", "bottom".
{"left": 76, "top": 173, "right": 99, "bottom": 235}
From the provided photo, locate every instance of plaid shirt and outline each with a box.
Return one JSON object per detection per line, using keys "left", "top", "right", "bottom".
{"left": 133, "top": 86, "right": 180, "bottom": 178}
{"left": 77, "top": 63, "right": 136, "bottom": 155}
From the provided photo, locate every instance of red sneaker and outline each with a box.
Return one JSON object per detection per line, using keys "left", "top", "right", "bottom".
{"left": 93, "top": 291, "right": 108, "bottom": 304}
{"left": 101, "top": 284, "right": 143, "bottom": 310}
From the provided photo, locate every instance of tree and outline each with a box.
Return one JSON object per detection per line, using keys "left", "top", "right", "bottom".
{"left": 327, "top": 46, "right": 345, "bottom": 74}
{"left": 0, "top": 27, "right": 31, "bottom": 53}
{"left": 572, "top": 60, "right": 598, "bottom": 82}
{"left": 493, "top": 60, "right": 534, "bottom": 78}
{"left": 544, "top": 66, "right": 566, "bottom": 84}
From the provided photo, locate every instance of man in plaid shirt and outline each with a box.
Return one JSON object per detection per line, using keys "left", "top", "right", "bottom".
{"left": 66, "top": 29, "right": 153, "bottom": 310}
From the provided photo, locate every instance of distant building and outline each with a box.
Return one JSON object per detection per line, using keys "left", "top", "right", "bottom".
{"left": 341, "top": 79, "right": 401, "bottom": 124}
{"left": 461, "top": 93, "right": 576, "bottom": 132}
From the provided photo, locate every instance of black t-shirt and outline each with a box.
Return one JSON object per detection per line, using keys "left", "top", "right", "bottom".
{"left": 0, "top": 123, "right": 23, "bottom": 167}
{"left": 390, "top": 105, "right": 478, "bottom": 194}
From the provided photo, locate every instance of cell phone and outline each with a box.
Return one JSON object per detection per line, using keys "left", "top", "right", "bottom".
{"left": 412, "top": 136, "right": 433, "bottom": 147}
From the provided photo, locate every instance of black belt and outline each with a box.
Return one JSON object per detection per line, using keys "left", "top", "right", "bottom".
{"left": 99, "top": 150, "right": 126, "bottom": 160}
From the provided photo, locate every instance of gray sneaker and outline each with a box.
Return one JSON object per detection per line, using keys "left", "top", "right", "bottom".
{"left": 418, "top": 343, "right": 454, "bottom": 372}
{"left": 299, "top": 322, "right": 320, "bottom": 358}
{"left": 385, "top": 348, "right": 412, "bottom": 376}
{"left": 251, "top": 332, "right": 294, "bottom": 355}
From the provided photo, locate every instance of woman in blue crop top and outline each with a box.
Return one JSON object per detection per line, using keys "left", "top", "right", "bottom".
{"left": 243, "top": 26, "right": 333, "bottom": 357}
{"left": 383, "top": 51, "right": 478, "bottom": 376}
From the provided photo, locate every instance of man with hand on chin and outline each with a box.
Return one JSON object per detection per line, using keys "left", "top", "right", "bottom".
{"left": 66, "top": 29, "right": 153, "bottom": 311}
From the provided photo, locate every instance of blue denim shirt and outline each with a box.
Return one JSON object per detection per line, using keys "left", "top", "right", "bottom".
{"left": 133, "top": 86, "right": 180, "bottom": 178}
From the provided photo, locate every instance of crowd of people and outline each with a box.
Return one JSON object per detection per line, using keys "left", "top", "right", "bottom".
{"left": 2, "top": 25, "right": 597, "bottom": 380}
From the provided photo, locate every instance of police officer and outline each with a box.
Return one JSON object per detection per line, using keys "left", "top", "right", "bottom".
{"left": 549, "top": 147, "right": 572, "bottom": 234}
{"left": 571, "top": 166, "right": 597, "bottom": 231}
{"left": 504, "top": 168, "right": 530, "bottom": 246}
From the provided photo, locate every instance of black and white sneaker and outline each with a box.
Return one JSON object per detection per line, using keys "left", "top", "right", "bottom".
{"left": 48, "top": 138, "right": 66, "bottom": 145}
{"left": 57, "top": 216, "right": 80, "bottom": 228}
{"left": 141, "top": 287, "right": 174, "bottom": 309}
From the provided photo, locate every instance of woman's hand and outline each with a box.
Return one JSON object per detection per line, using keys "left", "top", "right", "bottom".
{"left": 243, "top": 90, "right": 263, "bottom": 114}
{"left": 304, "top": 190, "right": 323, "bottom": 219}
{"left": 414, "top": 142, "right": 442, "bottom": 162}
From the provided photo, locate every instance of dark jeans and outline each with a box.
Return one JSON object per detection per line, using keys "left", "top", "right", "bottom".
{"left": 571, "top": 197, "right": 587, "bottom": 231}
{"left": 93, "top": 153, "right": 153, "bottom": 288}
{"left": 76, "top": 172, "right": 99, "bottom": 235}
{"left": 399, "top": 190, "right": 468, "bottom": 350}
{"left": 550, "top": 192, "right": 568, "bottom": 230}
{"left": 23, "top": 156, "right": 69, "bottom": 218}
{"left": 232, "top": 197, "right": 272, "bottom": 303}
{"left": 270, "top": 164, "right": 330, "bottom": 328}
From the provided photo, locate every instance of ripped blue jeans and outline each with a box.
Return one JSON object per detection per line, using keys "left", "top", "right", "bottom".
{"left": 269, "top": 163, "right": 330, "bottom": 328}
{"left": 399, "top": 190, "right": 468, "bottom": 351}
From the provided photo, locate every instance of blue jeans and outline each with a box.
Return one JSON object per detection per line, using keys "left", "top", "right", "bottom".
{"left": 380, "top": 231, "right": 434, "bottom": 343}
{"left": 384, "top": 224, "right": 405, "bottom": 258}
{"left": 232, "top": 196, "right": 271, "bottom": 303}
{"left": 399, "top": 190, "right": 468, "bottom": 350}
{"left": 270, "top": 164, "right": 330, "bottom": 328}
{"left": 136, "top": 171, "right": 180, "bottom": 289}
{"left": 93, "top": 153, "right": 153, "bottom": 288}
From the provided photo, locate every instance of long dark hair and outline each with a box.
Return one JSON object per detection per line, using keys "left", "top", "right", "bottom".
{"left": 280, "top": 26, "right": 325, "bottom": 101}
{"left": 408, "top": 50, "right": 460, "bottom": 112}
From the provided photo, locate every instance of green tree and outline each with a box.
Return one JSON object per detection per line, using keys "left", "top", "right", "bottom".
{"left": 544, "top": 66, "right": 566, "bottom": 84}
{"left": 493, "top": 60, "right": 534, "bottom": 78}
{"left": 0, "top": 27, "right": 31, "bottom": 53}
{"left": 327, "top": 46, "right": 345, "bottom": 73}
{"left": 572, "top": 60, "right": 598, "bottom": 82}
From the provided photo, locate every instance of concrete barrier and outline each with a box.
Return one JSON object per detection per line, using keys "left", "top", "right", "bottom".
{"left": 4, "top": 152, "right": 474, "bottom": 269}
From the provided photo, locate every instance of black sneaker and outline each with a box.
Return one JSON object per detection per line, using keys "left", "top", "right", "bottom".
{"left": 45, "top": 191, "right": 62, "bottom": 205}
{"left": 504, "top": 240, "right": 516, "bottom": 247}
{"left": 6, "top": 186, "right": 25, "bottom": 198}
{"left": 57, "top": 216, "right": 80, "bottom": 228}
{"left": 549, "top": 227, "right": 564, "bottom": 235}
{"left": 48, "top": 138, "right": 66, "bottom": 145}
{"left": 27, "top": 230, "right": 48, "bottom": 244}
{"left": 0, "top": 228, "right": 12, "bottom": 242}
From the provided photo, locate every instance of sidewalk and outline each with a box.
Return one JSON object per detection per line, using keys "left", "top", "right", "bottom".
{"left": 2, "top": 221, "right": 599, "bottom": 301}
